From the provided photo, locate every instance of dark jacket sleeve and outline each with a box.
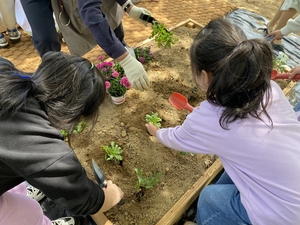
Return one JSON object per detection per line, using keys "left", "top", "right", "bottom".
{"left": 78, "top": 0, "right": 127, "bottom": 59}
{"left": 26, "top": 151, "right": 105, "bottom": 215}
{"left": 0, "top": 99, "right": 105, "bottom": 215}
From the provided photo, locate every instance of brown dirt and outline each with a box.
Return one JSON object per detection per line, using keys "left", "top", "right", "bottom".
{"left": 0, "top": 0, "right": 292, "bottom": 225}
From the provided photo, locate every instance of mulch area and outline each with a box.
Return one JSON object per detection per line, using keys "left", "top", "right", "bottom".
{"left": 0, "top": 0, "right": 236, "bottom": 71}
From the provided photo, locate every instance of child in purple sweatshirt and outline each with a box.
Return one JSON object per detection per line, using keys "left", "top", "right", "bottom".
{"left": 146, "top": 18, "right": 300, "bottom": 225}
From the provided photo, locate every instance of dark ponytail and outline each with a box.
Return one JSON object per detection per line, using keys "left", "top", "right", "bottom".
{"left": 0, "top": 52, "right": 106, "bottom": 132}
{"left": 190, "top": 18, "right": 273, "bottom": 129}
{"left": 0, "top": 57, "right": 35, "bottom": 117}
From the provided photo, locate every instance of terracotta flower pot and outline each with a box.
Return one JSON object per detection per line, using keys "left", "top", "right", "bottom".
{"left": 110, "top": 93, "right": 126, "bottom": 105}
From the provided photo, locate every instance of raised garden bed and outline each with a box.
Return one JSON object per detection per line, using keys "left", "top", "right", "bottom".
{"left": 70, "top": 17, "right": 298, "bottom": 225}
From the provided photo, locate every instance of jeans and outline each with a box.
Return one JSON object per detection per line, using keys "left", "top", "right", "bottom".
{"left": 196, "top": 171, "right": 252, "bottom": 225}
{"left": 293, "top": 101, "right": 300, "bottom": 112}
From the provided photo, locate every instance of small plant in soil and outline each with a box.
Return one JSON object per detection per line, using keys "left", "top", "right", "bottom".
{"left": 145, "top": 112, "right": 162, "bottom": 128}
{"left": 150, "top": 21, "right": 178, "bottom": 48}
{"left": 102, "top": 141, "right": 123, "bottom": 164}
{"left": 273, "top": 52, "right": 288, "bottom": 73}
{"left": 134, "top": 168, "right": 162, "bottom": 201}
{"left": 179, "top": 151, "right": 195, "bottom": 157}
{"left": 134, "top": 46, "right": 155, "bottom": 64}
{"left": 60, "top": 121, "right": 88, "bottom": 137}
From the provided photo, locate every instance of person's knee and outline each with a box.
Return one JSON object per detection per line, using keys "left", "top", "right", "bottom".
{"left": 198, "top": 185, "right": 215, "bottom": 207}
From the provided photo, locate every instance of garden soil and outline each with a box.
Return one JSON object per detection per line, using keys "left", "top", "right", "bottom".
{"left": 0, "top": 0, "right": 294, "bottom": 225}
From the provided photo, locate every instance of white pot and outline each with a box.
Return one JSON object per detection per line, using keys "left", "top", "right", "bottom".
{"left": 110, "top": 94, "right": 126, "bottom": 105}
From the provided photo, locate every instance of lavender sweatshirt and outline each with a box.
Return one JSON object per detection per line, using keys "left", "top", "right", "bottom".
{"left": 156, "top": 81, "right": 300, "bottom": 225}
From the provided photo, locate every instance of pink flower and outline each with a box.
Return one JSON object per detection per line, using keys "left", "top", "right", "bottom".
{"left": 112, "top": 71, "right": 119, "bottom": 78}
{"left": 98, "top": 55, "right": 103, "bottom": 61}
{"left": 139, "top": 57, "right": 145, "bottom": 63}
{"left": 120, "top": 76, "right": 131, "bottom": 89}
{"left": 105, "top": 81, "right": 111, "bottom": 90}
{"left": 107, "top": 61, "right": 114, "bottom": 67}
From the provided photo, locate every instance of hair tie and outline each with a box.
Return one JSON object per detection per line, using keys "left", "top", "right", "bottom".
{"left": 12, "top": 72, "right": 31, "bottom": 79}
{"left": 12, "top": 72, "right": 36, "bottom": 93}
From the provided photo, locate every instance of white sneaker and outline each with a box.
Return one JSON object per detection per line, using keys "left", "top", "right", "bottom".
{"left": 51, "top": 217, "right": 77, "bottom": 225}
{"left": 26, "top": 184, "right": 45, "bottom": 202}
{"left": 0, "top": 34, "right": 8, "bottom": 48}
{"left": 7, "top": 28, "right": 21, "bottom": 44}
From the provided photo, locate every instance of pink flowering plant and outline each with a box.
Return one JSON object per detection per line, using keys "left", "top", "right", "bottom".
{"left": 134, "top": 46, "right": 154, "bottom": 64}
{"left": 97, "top": 56, "right": 131, "bottom": 97}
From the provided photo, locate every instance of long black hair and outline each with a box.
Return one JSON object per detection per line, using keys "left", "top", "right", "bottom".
{"left": 190, "top": 18, "right": 273, "bottom": 129}
{"left": 0, "top": 51, "right": 106, "bottom": 132}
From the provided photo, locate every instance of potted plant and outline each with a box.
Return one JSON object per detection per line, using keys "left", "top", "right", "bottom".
{"left": 97, "top": 56, "right": 131, "bottom": 104}
{"left": 134, "top": 46, "right": 155, "bottom": 64}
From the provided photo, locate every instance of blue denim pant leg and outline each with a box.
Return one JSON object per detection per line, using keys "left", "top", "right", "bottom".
{"left": 196, "top": 171, "right": 252, "bottom": 225}
{"left": 293, "top": 102, "right": 300, "bottom": 112}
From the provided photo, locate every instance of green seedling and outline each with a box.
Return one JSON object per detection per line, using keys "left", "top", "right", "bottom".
{"left": 72, "top": 121, "right": 88, "bottom": 134}
{"left": 179, "top": 151, "right": 194, "bottom": 157}
{"left": 60, "top": 121, "right": 88, "bottom": 137}
{"left": 134, "top": 168, "right": 162, "bottom": 191}
{"left": 150, "top": 22, "right": 178, "bottom": 48}
{"left": 102, "top": 141, "right": 123, "bottom": 162}
{"left": 273, "top": 52, "right": 288, "bottom": 73}
{"left": 145, "top": 112, "right": 162, "bottom": 128}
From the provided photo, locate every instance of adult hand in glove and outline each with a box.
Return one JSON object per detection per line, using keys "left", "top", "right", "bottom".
{"left": 119, "top": 54, "right": 150, "bottom": 91}
{"left": 123, "top": 1, "right": 152, "bottom": 25}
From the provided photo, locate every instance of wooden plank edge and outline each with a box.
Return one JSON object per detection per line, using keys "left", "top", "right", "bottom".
{"left": 156, "top": 158, "right": 223, "bottom": 225}
{"left": 283, "top": 80, "right": 296, "bottom": 96}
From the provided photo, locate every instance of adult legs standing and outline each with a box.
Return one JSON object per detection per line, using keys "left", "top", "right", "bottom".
{"left": 0, "top": 0, "right": 21, "bottom": 47}
{"left": 20, "top": 0, "right": 60, "bottom": 56}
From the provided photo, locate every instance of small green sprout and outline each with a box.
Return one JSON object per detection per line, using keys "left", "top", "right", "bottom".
{"left": 102, "top": 141, "right": 123, "bottom": 162}
{"left": 60, "top": 121, "right": 88, "bottom": 137}
{"left": 72, "top": 121, "right": 88, "bottom": 134}
{"left": 150, "top": 22, "right": 178, "bottom": 48}
{"left": 179, "top": 151, "right": 194, "bottom": 156}
{"left": 273, "top": 52, "right": 288, "bottom": 73}
{"left": 145, "top": 112, "right": 162, "bottom": 128}
{"left": 134, "top": 168, "right": 162, "bottom": 191}
{"left": 60, "top": 130, "right": 69, "bottom": 138}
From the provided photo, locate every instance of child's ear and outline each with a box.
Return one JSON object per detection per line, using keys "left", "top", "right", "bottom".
{"left": 195, "top": 70, "right": 211, "bottom": 91}
{"left": 203, "top": 70, "right": 211, "bottom": 86}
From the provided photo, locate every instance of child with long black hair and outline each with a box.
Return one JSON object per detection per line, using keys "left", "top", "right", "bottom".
{"left": 146, "top": 18, "right": 300, "bottom": 225}
{"left": 0, "top": 51, "right": 123, "bottom": 225}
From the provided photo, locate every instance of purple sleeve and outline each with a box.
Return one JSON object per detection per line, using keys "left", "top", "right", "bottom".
{"left": 156, "top": 112, "right": 210, "bottom": 154}
{"left": 78, "top": 0, "right": 127, "bottom": 59}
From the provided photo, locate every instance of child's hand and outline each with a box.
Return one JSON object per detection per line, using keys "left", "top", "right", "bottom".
{"left": 289, "top": 66, "right": 300, "bottom": 79}
{"left": 145, "top": 122, "right": 160, "bottom": 136}
{"left": 266, "top": 30, "right": 283, "bottom": 42}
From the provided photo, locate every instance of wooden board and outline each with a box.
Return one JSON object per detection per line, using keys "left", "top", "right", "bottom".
{"left": 156, "top": 158, "right": 223, "bottom": 225}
